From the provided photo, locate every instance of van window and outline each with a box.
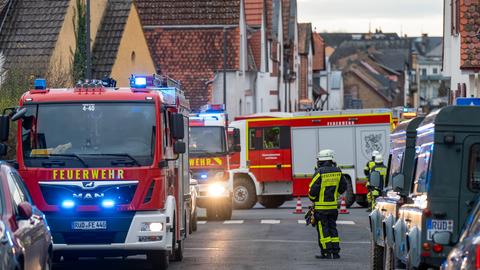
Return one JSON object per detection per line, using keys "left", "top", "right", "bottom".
{"left": 468, "top": 144, "right": 480, "bottom": 192}
{"left": 413, "top": 144, "right": 433, "bottom": 193}
{"left": 249, "top": 128, "right": 262, "bottom": 150}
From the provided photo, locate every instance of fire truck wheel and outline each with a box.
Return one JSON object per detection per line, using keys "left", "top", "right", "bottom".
{"left": 219, "top": 200, "right": 233, "bottom": 220}
{"left": 355, "top": 195, "right": 369, "bottom": 208}
{"left": 233, "top": 177, "right": 257, "bottom": 209}
{"left": 191, "top": 210, "right": 198, "bottom": 232}
{"left": 170, "top": 215, "right": 184, "bottom": 262}
{"left": 258, "top": 195, "right": 286, "bottom": 209}
{"left": 344, "top": 176, "right": 355, "bottom": 208}
{"left": 148, "top": 250, "right": 169, "bottom": 270}
{"left": 370, "top": 233, "right": 384, "bottom": 270}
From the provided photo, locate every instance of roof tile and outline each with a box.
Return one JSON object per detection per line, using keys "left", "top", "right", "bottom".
{"left": 460, "top": 0, "right": 480, "bottom": 70}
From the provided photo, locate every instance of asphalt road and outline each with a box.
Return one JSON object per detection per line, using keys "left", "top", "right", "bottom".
{"left": 53, "top": 198, "right": 371, "bottom": 270}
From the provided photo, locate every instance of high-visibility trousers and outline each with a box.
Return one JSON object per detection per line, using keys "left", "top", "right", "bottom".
{"left": 314, "top": 211, "right": 340, "bottom": 254}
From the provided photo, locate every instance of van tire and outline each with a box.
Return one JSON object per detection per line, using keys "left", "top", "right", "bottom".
{"left": 233, "top": 177, "right": 257, "bottom": 209}
{"left": 148, "top": 251, "right": 169, "bottom": 270}
{"left": 258, "top": 195, "right": 286, "bottom": 208}
{"left": 371, "top": 234, "right": 384, "bottom": 270}
{"left": 191, "top": 210, "right": 198, "bottom": 232}
{"left": 344, "top": 176, "right": 355, "bottom": 208}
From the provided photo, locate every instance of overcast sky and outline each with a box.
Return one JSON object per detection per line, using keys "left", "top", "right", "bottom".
{"left": 297, "top": 0, "right": 444, "bottom": 37}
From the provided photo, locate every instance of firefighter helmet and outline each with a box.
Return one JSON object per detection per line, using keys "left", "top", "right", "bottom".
{"left": 374, "top": 154, "right": 384, "bottom": 163}
{"left": 371, "top": 150, "right": 380, "bottom": 158}
{"left": 317, "top": 149, "right": 335, "bottom": 161}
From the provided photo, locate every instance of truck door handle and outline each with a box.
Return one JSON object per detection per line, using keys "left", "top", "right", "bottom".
{"left": 276, "top": 164, "right": 282, "bottom": 169}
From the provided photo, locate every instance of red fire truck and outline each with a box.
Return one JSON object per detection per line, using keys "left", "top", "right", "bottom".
{"left": 0, "top": 75, "right": 190, "bottom": 269}
{"left": 229, "top": 109, "right": 392, "bottom": 209}
{"left": 188, "top": 105, "right": 236, "bottom": 220}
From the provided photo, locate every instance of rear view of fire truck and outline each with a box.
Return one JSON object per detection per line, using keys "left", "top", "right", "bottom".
{"left": 189, "top": 105, "right": 235, "bottom": 220}
{"left": 0, "top": 75, "right": 190, "bottom": 269}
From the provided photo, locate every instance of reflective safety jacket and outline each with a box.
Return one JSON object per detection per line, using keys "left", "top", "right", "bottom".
{"left": 364, "top": 160, "right": 376, "bottom": 176}
{"left": 308, "top": 165, "right": 348, "bottom": 211}
{"left": 369, "top": 164, "right": 387, "bottom": 190}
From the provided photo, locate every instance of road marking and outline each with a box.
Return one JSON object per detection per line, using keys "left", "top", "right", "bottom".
{"left": 223, "top": 220, "right": 244, "bottom": 224}
{"left": 298, "top": 220, "right": 307, "bottom": 224}
{"left": 197, "top": 221, "right": 207, "bottom": 225}
{"left": 261, "top": 219, "right": 281, "bottom": 224}
{"left": 337, "top": 220, "right": 355, "bottom": 225}
{"left": 244, "top": 239, "right": 369, "bottom": 244}
{"left": 185, "top": 247, "right": 220, "bottom": 250}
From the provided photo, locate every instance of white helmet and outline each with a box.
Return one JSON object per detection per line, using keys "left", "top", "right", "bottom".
{"left": 317, "top": 149, "right": 335, "bottom": 161}
{"left": 371, "top": 150, "right": 380, "bottom": 158}
{"left": 374, "top": 154, "right": 383, "bottom": 163}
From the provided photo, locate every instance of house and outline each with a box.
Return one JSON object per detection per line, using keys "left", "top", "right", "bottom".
{"left": 0, "top": 0, "right": 155, "bottom": 87}
{"left": 443, "top": 0, "right": 479, "bottom": 99}
{"left": 297, "top": 22, "right": 314, "bottom": 110}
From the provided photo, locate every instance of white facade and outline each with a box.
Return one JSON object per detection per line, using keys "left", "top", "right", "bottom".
{"left": 443, "top": 0, "right": 478, "bottom": 97}
{"left": 319, "top": 56, "right": 344, "bottom": 110}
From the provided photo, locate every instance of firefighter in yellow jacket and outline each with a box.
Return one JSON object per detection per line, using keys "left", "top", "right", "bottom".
{"left": 367, "top": 154, "right": 387, "bottom": 210}
{"left": 365, "top": 150, "right": 380, "bottom": 211}
{"left": 308, "top": 149, "right": 348, "bottom": 259}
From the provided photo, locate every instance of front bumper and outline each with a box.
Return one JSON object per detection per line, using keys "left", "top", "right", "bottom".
{"left": 48, "top": 210, "right": 171, "bottom": 252}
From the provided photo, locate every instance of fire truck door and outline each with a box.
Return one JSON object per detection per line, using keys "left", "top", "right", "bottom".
{"left": 247, "top": 126, "right": 291, "bottom": 183}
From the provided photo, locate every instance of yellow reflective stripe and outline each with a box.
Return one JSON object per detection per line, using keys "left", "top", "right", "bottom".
{"left": 317, "top": 222, "right": 327, "bottom": 249}
{"left": 250, "top": 164, "right": 292, "bottom": 169}
{"left": 314, "top": 202, "right": 337, "bottom": 206}
{"left": 315, "top": 205, "right": 338, "bottom": 210}
{"left": 308, "top": 194, "right": 316, "bottom": 200}
{"left": 309, "top": 173, "right": 321, "bottom": 188}
{"left": 331, "top": 237, "right": 340, "bottom": 243}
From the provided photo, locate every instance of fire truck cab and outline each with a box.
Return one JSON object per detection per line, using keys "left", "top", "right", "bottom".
{"left": 229, "top": 109, "right": 392, "bottom": 209}
{"left": 189, "top": 105, "right": 234, "bottom": 220}
{"left": 0, "top": 75, "right": 190, "bottom": 269}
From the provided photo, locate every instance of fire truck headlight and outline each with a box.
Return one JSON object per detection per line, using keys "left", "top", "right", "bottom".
{"left": 200, "top": 174, "right": 208, "bottom": 179}
{"left": 208, "top": 183, "right": 226, "bottom": 197}
{"left": 101, "top": 199, "right": 115, "bottom": 208}
{"left": 61, "top": 200, "right": 75, "bottom": 209}
{"left": 140, "top": 222, "right": 163, "bottom": 232}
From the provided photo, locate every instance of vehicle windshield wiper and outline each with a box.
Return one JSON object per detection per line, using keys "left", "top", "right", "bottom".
{"left": 48, "top": 154, "right": 89, "bottom": 168}
{"left": 84, "top": 153, "right": 142, "bottom": 167}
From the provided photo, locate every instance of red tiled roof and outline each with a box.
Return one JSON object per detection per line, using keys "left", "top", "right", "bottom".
{"left": 136, "top": 0, "right": 241, "bottom": 26}
{"left": 144, "top": 28, "right": 240, "bottom": 109}
{"left": 282, "top": 0, "right": 290, "bottom": 42}
{"left": 245, "top": 0, "right": 263, "bottom": 26}
{"left": 266, "top": 0, "right": 273, "bottom": 39}
{"left": 249, "top": 29, "right": 262, "bottom": 70}
{"left": 460, "top": 0, "right": 480, "bottom": 70}
{"left": 313, "top": 32, "right": 325, "bottom": 71}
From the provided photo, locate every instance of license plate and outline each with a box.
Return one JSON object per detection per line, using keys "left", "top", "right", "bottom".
{"left": 72, "top": 221, "right": 107, "bottom": 230}
{"left": 426, "top": 219, "right": 453, "bottom": 240}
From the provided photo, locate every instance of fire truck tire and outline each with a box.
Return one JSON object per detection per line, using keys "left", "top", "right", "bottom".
{"left": 148, "top": 250, "right": 169, "bottom": 270}
{"left": 258, "top": 195, "right": 286, "bottom": 208}
{"left": 233, "top": 177, "right": 257, "bottom": 209}
{"left": 170, "top": 215, "right": 184, "bottom": 262}
{"left": 344, "top": 176, "right": 355, "bottom": 208}
{"left": 191, "top": 210, "right": 198, "bottom": 232}
{"left": 370, "top": 233, "right": 384, "bottom": 270}
{"left": 355, "top": 195, "right": 369, "bottom": 208}
{"left": 219, "top": 200, "right": 233, "bottom": 220}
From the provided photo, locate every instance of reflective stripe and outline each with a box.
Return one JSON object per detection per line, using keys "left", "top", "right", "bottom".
{"left": 315, "top": 205, "right": 338, "bottom": 210}
{"left": 250, "top": 164, "right": 292, "bottom": 169}
{"left": 331, "top": 237, "right": 340, "bottom": 243}
{"left": 308, "top": 194, "right": 316, "bottom": 201}
{"left": 317, "top": 222, "right": 327, "bottom": 249}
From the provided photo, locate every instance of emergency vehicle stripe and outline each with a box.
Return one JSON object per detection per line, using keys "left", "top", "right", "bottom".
{"left": 250, "top": 164, "right": 292, "bottom": 169}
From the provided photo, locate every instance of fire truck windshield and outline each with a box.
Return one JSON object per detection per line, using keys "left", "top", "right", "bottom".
{"left": 189, "top": 126, "right": 226, "bottom": 155}
{"left": 21, "top": 103, "right": 156, "bottom": 168}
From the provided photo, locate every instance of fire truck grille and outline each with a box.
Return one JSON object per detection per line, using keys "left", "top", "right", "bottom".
{"left": 62, "top": 232, "right": 119, "bottom": 244}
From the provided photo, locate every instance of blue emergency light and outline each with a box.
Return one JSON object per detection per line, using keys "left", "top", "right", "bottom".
{"left": 34, "top": 78, "right": 47, "bottom": 90}
{"left": 130, "top": 75, "right": 147, "bottom": 88}
{"left": 455, "top": 98, "right": 480, "bottom": 106}
{"left": 101, "top": 199, "right": 115, "bottom": 208}
{"left": 61, "top": 200, "right": 75, "bottom": 209}
{"left": 201, "top": 104, "right": 225, "bottom": 113}
{"left": 200, "top": 174, "right": 208, "bottom": 179}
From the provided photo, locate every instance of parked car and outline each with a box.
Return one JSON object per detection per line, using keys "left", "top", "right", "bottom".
{"left": 441, "top": 196, "right": 480, "bottom": 270}
{"left": 0, "top": 161, "right": 53, "bottom": 270}
{"left": 189, "top": 178, "right": 198, "bottom": 234}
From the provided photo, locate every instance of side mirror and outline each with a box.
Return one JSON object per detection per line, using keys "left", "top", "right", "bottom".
{"left": 17, "top": 202, "right": 33, "bottom": 220}
{"left": 11, "top": 107, "right": 27, "bottom": 122}
{"left": 0, "top": 144, "right": 7, "bottom": 157}
{"left": 0, "top": 115, "right": 9, "bottom": 142}
{"left": 170, "top": 113, "right": 185, "bottom": 140}
{"left": 369, "top": 171, "right": 382, "bottom": 188}
{"left": 432, "top": 231, "right": 451, "bottom": 245}
{"left": 392, "top": 173, "right": 405, "bottom": 192}
{"left": 233, "top": 128, "right": 240, "bottom": 144}
{"left": 173, "top": 141, "right": 186, "bottom": 154}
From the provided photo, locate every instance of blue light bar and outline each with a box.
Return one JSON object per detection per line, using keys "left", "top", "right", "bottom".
{"left": 101, "top": 199, "right": 115, "bottom": 208}
{"left": 455, "top": 98, "right": 480, "bottom": 106}
{"left": 130, "top": 75, "right": 147, "bottom": 88}
{"left": 61, "top": 200, "right": 75, "bottom": 209}
{"left": 34, "top": 78, "right": 47, "bottom": 90}
{"left": 200, "top": 174, "right": 208, "bottom": 179}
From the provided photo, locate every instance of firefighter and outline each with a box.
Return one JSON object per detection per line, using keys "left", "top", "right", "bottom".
{"left": 364, "top": 150, "right": 380, "bottom": 176}
{"left": 308, "top": 149, "right": 348, "bottom": 259}
{"left": 367, "top": 154, "right": 387, "bottom": 211}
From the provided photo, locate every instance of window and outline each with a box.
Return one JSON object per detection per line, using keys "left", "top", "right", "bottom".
{"left": 413, "top": 144, "right": 433, "bottom": 193}
{"left": 263, "top": 127, "right": 280, "bottom": 149}
{"left": 468, "top": 144, "right": 480, "bottom": 191}
{"left": 433, "top": 68, "right": 438, "bottom": 74}
{"left": 422, "top": 69, "right": 427, "bottom": 76}
{"left": 389, "top": 151, "right": 404, "bottom": 180}
{"left": 6, "top": 171, "right": 28, "bottom": 212}
{"left": 249, "top": 128, "right": 262, "bottom": 150}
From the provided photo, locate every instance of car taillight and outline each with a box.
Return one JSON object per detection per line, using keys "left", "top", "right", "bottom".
{"left": 422, "top": 242, "right": 431, "bottom": 251}
{"left": 476, "top": 245, "right": 480, "bottom": 269}
{"left": 423, "top": 208, "right": 432, "bottom": 217}
{"left": 433, "top": 244, "right": 443, "bottom": 253}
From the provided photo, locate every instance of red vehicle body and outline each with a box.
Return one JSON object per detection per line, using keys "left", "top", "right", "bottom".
{"left": 188, "top": 105, "right": 233, "bottom": 220}
{"left": 4, "top": 76, "right": 190, "bottom": 268}
{"left": 229, "top": 110, "right": 392, "bottom": 209}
